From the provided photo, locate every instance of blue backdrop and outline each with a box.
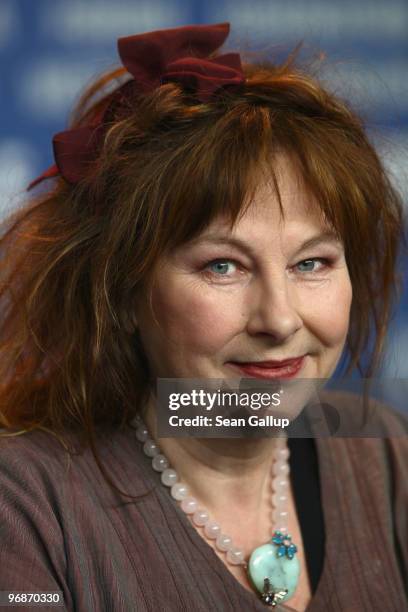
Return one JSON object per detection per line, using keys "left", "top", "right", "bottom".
{"left": 1, "top": 0, "right": 407, "bottom": 380}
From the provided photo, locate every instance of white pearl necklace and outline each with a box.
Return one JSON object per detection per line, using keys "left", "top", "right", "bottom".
{"left": 133, "top": 415, "right": 291, "bottom": 568}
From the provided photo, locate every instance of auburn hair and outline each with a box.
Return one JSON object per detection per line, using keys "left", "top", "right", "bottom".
{"left": 0, "top": 49, "right": 404, "bottom": 473}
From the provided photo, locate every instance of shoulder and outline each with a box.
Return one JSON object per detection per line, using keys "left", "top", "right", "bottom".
{"left": 314, "top": 389, "right": 408, "bottom": 492}
{"left": 308, "top": 388, "right": 408, "bottom": 497}
{"left": 0, "top": 430, "right": 74, "bottom": 594}
{"left": 0, "top": 427, "right": 76, "bottom": 457}
{"left": 0, "top": 429, "right": 85, "bottom": 537}
{"left": 0, "top": 425, "right": 151, "bottom": 502}
{"left": 315, "top": 387, "right": 408, "bottom": 438}
{"left": 0, "top": 429, "right": 72, "bottom": 492}
{"left": 316, "top": 389, "right": 408, "bottom": 578}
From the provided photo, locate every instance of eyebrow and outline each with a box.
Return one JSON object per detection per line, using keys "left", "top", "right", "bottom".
{"left": 189, "top": 230, "right": 343, "bottom": 256}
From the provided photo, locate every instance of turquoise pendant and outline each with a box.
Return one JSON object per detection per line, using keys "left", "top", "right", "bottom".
{"left": 248, "top": 531, "right": 300, "bottom": 607}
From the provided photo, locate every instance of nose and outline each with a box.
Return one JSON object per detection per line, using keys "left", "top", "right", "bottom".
{"left": 245, "top": 277, "right": 303, "bottom": 342}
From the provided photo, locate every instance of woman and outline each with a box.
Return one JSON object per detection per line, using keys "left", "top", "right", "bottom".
{"left": 0, "top": 22, "right": 407, "bottom": 611}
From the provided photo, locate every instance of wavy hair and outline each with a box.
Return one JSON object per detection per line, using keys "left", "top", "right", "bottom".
{"left": 0, "top": 48, "right": 404, "bottom": 486}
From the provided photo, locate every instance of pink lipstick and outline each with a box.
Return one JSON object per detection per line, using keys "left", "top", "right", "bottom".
{"left": 227, "top": 356, "right": 306, "bottom": 379}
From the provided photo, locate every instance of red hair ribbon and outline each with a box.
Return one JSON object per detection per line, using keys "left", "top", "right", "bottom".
{"left": 28, "top": 22, "right": 244, "bottom": 189}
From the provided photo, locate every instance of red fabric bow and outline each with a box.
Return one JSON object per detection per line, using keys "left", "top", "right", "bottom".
{"left": 28, "top": 22, "right": 244, "bottom": 189}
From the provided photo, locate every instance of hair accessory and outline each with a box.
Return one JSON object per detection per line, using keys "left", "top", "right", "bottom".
{"left": 133, "top": 415, "right": 300, "bottom": 607}
{"left": 28, "top": 22, "right": 244, "bottom": 190}
{"left": 118, "top": 22, "right": 244, "bottom": 101}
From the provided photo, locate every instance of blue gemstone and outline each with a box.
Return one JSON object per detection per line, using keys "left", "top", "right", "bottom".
{"left": 272, "top": 535, "right": 283, "bottom": 544}
{"left": 277, "top": 545, "right": 286, "bottom": 557}
{"left": 248, "top": 542, "right": 301, "bottom": 601}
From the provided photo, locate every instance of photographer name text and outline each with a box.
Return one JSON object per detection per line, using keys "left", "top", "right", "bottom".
{"left": 168, "top": 414, "right": 290, "bottom": 428}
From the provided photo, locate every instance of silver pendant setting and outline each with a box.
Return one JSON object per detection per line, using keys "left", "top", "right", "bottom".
{"left": 261, "top": 578, "right": 289, "bottom": 607}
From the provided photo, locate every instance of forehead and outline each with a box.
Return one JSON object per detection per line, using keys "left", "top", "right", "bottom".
{"left": 202, "top": 154, "right": 332, "bottom": 242}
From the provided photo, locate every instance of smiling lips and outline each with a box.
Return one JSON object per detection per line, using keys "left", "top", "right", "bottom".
{"left": 228, "top": 356, "right": 306, "bottom": 379}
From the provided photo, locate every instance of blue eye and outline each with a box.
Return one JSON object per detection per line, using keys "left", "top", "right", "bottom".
{"left": 296, "top": 259, "right": 326, "bottom": 272}
{"left": 207, "top": 260, "right": 236, "bottom": 275}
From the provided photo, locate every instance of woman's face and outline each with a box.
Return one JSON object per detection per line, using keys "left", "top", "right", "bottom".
{"left": 135, "top": 156, "right": 352, "bottom": 381}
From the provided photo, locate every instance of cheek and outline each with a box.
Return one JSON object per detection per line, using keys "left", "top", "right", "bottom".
{"left": 152, "top": 282, "right": 243, "bottom": 352}
{"left": 303, "top": 277, "right": 352, "bottom": 345}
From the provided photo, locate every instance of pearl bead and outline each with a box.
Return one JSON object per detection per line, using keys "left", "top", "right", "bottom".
{"left": 272, "top": 460, "right": 290, "bottom": 477}
{"left": 180, "top": 497, "right": 198, "bottom": 514}
{"left": 161, "top": 468, "right": 178, "bottom": 487}
{"left": 272, "top": 508, "right": 289, "bottom": 527}
{"left": 226, "top": 547, "right": 245, "bottom": 565}
{"left": 272, "top": 493, "right": 288, "bottom": 507}
{"left": 276, "top": 447, "right": 290, "bottom": 461}
{"left": 216, "top": 533, "right": 233, "bottom": 552}
{"left": 152, "top": 454, "right": 169, "bottom": 472}
{"left": 171, "top": 482, "right": 189, "bottom": 501}
{"left": 203, "top": 521, "right": 221, "bottom": 539}
{"left": 192, "top": 509, "right": 209, "bottom": 527}
{"left": 272, "top": 476, "right": 289, "bottom": 494}
{"left": 143, "top": 439, "right": 160, "bottom": 457}
{"left": 136, "top": 426, "right": 149, "bottom": 442}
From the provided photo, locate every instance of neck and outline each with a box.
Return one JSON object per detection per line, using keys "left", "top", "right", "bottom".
{"left": 144, "top": 400, "right": 281, "bottom": 515}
